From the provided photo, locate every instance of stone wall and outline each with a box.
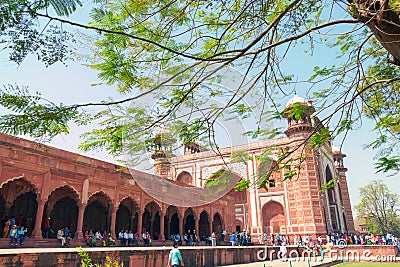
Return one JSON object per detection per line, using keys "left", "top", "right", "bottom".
{"left": 0, "top": 247, "right": 261, "bottom": 267}
{"left": 0, "top": 245, "right": 397, "bottom": 267}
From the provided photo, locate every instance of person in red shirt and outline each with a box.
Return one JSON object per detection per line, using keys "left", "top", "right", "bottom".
{"left": 42, "top": 216, "right": 51, "bottom": 238}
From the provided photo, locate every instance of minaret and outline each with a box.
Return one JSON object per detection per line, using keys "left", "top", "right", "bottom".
{"left": 282, "top": 95, "right": 319, "bottom": 138}
{"left": 151, "top": 130, "right": 175, "bottom": 180}
{"left": 332, "top": 147, "right": 355, "bottom": 233}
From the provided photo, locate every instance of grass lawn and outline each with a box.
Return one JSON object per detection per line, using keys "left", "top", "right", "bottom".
{"left": 336, "top": 263, "right": 399, "bottom": 266}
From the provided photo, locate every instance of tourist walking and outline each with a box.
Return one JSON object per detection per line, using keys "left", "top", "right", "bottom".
{"left": 168, "top": 241, "right": 184, "bottom": 267}
{"left": 230, "top": 232, "right": 236, "bottom": 246}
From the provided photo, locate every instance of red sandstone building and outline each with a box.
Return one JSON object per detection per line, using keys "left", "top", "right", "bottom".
{"left": 0, "top": 95, "right": 354, "bottom": 242}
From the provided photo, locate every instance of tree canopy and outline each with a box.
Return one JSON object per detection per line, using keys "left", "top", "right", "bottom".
{"left": 0, "top": 0, "right": 399, "bottom": 188}
{"left": 355, "top": 180, "right": 400, "bottom": 236}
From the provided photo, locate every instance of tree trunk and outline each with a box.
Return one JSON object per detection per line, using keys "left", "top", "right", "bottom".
{"left": 350, "top": 0, "right": 400, "bottom": 65}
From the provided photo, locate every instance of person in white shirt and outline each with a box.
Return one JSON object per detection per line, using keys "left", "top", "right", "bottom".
{"left": 142, "top": 232, "right": 148, "bottom": 245}
{"left": 123, "top": 230, "right": 129, "bottom": 246}
{"left": 57, "top": 228, "right": 66, "bottom": 247}
{"left": 95, "top": 231, "right": 103, "bottom": 240}
{"left": 128, "top": 231, "right": 134, "bottom": 246}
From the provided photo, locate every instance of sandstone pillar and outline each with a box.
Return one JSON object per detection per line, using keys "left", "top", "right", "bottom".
{"left": 75, "top": 203, "right": 86, "bottom": 239}
{"left": 180, "top": 213, "right": 184, "bottom": 237}
{"left": 137, "top": 213, "right": 142, "bottom": 234}
{"left": 32, "top": 198, "right": 46, "bottom": 239}
{"left": 195, "top": 216, "right": 199, "bottom": 237}
{"left": 159, "top": 213, "right": 165, "bottom": 240}
{"left": 111, "top": 208, "right": 117, "bottom": 237}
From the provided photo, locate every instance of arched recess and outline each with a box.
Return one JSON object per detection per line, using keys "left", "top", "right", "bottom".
{"left": 47, "top": 186, "right": 79, "bottom": 235}
{"left": 176, "top": 171, "right": 193, "bottom": 186}
{"left": 262, "top": 201, "right": 285, "bottom": 235}
{"left": 142, "top": 201, "right": 161, "bottom": 239}
{"left": 184, "top": 208, "right": 196, "bottom": 233}
{"left": 1, "top": 178, "right": 39, "bottom": 236}
{"left": 326, "top": 166, "right": 339, "bottom": 231}
{"left": 198, "top": 210, "right": 210, "bottom": 240}
{"left": 165, "top": 205, "right": 179, "bottom": 237}
{"left": 83, "top": 192, "right": 112, "bottom": 233}
{"left": 116, "top": 198, "right": 139, "bottom": 235}
{"left": 212, "top": 212, "right": 223, "bottom": 234}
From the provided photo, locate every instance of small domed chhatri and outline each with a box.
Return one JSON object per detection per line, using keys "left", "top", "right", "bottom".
{"left": 332, "top": 146, "right": 342, "bottom": 154}
{"left": 282, "top": 94, "right": 318, "bottom": 137}
{"left": 285, "top": 94, "right": 308, "bottom": 108}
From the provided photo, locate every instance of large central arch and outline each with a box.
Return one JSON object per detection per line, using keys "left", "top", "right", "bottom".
{"left": 262, "top": 201, "right": 285, "bottom": 234}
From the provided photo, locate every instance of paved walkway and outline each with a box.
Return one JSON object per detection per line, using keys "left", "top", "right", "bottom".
{"left": 219, "top": 258, "right": 338, "bottom": 267}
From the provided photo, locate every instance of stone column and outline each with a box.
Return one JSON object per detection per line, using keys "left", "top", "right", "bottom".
{"left": 110, "top": 208, "right": 117, "bottom": 237}
{"left": 137, "top": 212, "right": 143, "bottom": 234}
{"left": 32, "top": 198, "right": 46, "bottom": 239}
{"left": 75, "top": 203, "right": 86, "bottom": 239}
{"left": 159, "top": 213, "right": 165, "bottom": 240}
{"left": 195, "top": 216, "right": 199, "bottom": 236}
{"left": 180, "top": 213, "right": 184, "bottom": 237}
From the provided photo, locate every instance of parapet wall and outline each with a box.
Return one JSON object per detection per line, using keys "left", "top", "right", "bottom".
{"left": 0, "top": 245, "right": 397, "bottom": 267}
{"left": 0, "top": 246, "right": 260, "bottom": 267}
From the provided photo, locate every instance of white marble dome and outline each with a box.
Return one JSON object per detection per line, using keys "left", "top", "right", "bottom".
{"left": 285, "top": 95, "right": 307, "bottom": 108}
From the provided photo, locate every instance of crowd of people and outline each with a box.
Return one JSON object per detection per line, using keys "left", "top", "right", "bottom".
{"left": 169, "top": 230, "right": 201, "bottom": 246}
{"left": 2, "top": 213, "right": 400, "bottom": 251}
{"left": 2, "top": 215, "right": 29, "bottom": 246}
{"left": 228, "top": 230, "right": 253, "bottom": 246}
{"left": 291, "top": 232, "right": 400, "bottom": 248}
{"left": 82, "top": 230, "right": 116, "bottom": 247}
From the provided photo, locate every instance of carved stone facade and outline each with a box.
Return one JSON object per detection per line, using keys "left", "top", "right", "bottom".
{"left": 159, "top": 95, "right": 355, "bottom": 240}
{"left": 0, "top": 95, "right": 354, "bottom": 244}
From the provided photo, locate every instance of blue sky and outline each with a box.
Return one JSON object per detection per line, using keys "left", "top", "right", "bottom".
{"left": 0, "top": 2, "right": 399, "bottom": 216}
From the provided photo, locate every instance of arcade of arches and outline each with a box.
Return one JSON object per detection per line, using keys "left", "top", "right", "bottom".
{"left": 0, "top": 133, "right": 234, "bottom": 241}
{"left": 0, "top": 178, "right": 228, "bottom": 240}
